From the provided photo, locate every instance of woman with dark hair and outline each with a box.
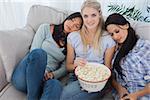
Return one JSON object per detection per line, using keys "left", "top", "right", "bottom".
{"left": 105, "top": 13, "right": 150, "bottom": 100}
{"left": 11, "top": 12, "right": 83, "bottom": 100}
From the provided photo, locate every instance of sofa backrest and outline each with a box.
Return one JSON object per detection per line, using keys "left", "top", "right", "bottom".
{"left": 129, "top": 21, "right": 150, "bottom": 41}
{"left": 26, "top": 5, "right": 73, "bottom": 32}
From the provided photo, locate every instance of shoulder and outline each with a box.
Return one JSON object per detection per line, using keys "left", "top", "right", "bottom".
{"left": 67, "top": 31, "right": 81, "bottom": 45}
{"left": 101, "top": 31, "right": 115, "bottom": 41}
{"left": 135, "top": 38, "right": 150, "bottom": 49}
{"left": 101, "top": 31, "right": 116, "bottom": 48}
{"left": 39, "top": 23, "right": 50, "bottom": 29}
{"left": 37, "top": 23, "right": 50, "bottom": 32}
{"left": 67, "top": 31, "right": 80, "bottom": 39}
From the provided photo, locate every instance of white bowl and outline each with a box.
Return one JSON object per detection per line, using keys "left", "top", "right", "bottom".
{"left": 75, "top": 62, "right": 111, "bottom": 93}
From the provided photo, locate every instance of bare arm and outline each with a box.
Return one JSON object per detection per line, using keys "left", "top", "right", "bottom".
{"left": 112, "top": 78, "right": 150, "bottom": 100}
{"left": 66, "top": 43, "right": 76, "bottom": 72}
{"left": 121, "top": 83, "right": 150, "bottom": 100}
{"left": 104, "top": 46, "right": 115, "bottom": 68}
{"left": 112, "top": 78, "right": 129, "bottom": 99}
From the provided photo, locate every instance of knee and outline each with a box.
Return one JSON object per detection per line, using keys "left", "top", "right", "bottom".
{"left": 44, "top": 79, "right": 63, "bottom": 94}
{"left": 30, "top": 49, "right": 47, "bottom": 59}
{"left": 11, "top": 76, "right": 27, "bottom": 93}
{"left": 29, "top": 49, "right": 47, "bottom": 63}
{"left": 45, "top": 79, "right": 62, "bottom": 89}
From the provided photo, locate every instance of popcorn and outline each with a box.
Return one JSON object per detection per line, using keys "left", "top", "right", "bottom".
{"left": 75, "top": 63, "right": 110, "bottom": 82}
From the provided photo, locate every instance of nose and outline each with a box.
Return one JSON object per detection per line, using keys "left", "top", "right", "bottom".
{"left": 70, "top": 23, "right": 74, "bottom": 28}
{"left": 112, "top": 33, "right": 119, "bottom": 40}
{"left": 87, "top": 17, "right": 92, "bottom": 23}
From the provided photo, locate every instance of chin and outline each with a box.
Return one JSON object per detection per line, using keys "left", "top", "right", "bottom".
{"left": 118, "top": 41, "right": 124, "bottom": 44}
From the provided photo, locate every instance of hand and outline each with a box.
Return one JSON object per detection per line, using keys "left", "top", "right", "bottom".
{"left": 44, "top": 71, "right": 54, "bottom": 80}
{"left": 121, "top": 93, "right": 137, "bottom": 100}
{"left": 74, "top": 57, "right": 87, "bottom": 67}
{"left": 118, "top": 86, "right": 129, "bottom": 99}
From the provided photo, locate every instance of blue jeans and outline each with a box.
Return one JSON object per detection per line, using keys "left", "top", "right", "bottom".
{"left": 60, "top": 74, "right": 111, "bottom": 100}
{"left": 11, "top": 49, "right": 62, "bottom": 100}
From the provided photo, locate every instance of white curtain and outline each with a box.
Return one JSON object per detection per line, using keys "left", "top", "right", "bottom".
{"left": 0, "top": 0, "right": 84, "bottom": 30}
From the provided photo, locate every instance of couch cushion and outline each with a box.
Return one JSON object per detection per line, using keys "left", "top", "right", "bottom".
{"left": 134, "top": 22, "right": 150, "bottom": 40}
{"left": 130, "top": 21, "right": 150, "bottom": 41}
{"left": 0, "top": 58, "right": 8, "bottom": 91}
{"left": 0, "top": 84, "right": 26, "bottom": 100}
{"left": 0, "top": 27, "right": 34, "bottom": 82}
{"left": 27, "top": 5, "right": 72, "bottom": 32}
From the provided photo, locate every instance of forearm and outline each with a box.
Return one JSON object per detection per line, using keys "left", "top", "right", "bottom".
{"left": 53, "top": 64, "right": 67, "bottom": 79}
{"left": 112, "top": 78, "right": 122, "bottom": 92}
{"left": 66, "top": 63, "right": 76, "bottom": 72}
{"left": 133, "top": 83, "right": 150, "bottom": 98}
{"left": 112, "top": 77, "right": 129, "bottom": 95}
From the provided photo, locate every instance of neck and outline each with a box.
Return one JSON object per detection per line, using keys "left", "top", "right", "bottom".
{"left": 87, "top": 27, "right": 97, "bottom": 34}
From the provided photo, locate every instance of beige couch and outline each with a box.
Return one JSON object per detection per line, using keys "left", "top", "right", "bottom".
{"left": 0, "top": 5, "right": 150, "bottom": 100}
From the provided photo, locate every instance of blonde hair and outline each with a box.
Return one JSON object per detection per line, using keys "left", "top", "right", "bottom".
{"left": 80, "top": 0, "right": 104, "bottom": 54}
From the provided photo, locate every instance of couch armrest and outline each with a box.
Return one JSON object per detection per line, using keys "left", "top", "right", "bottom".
{"left": 0, "top": 26, "right": 34, "bottom": 82}
{"left": 0, "top": 57, "right": 8, "bottom": 92}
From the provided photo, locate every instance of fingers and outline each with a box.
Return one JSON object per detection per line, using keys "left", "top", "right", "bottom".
{"left": 121, "top": 94, "right": 130, "bottom": 100}
{"left": 122, "top": 93, "right": 128, "bottom": 98}
{"left": 74, "top": 57, "right": 87, "bottom": 67}
{"left": 44, "top": 72, "right": 54, "bottom": 81}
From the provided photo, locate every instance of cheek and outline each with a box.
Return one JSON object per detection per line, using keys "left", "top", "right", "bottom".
{"left": 83, "top": 18, "right": 88, "bottom": 23}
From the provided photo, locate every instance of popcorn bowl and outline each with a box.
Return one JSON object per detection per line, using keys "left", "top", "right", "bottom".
{"left": 75, "top": 62, "right": 111, "bottom": 93}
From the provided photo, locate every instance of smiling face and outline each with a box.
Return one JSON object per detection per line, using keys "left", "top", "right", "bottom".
{"left": 64, "top": 17, "right": 82, "bottom": 33}
{"left": 106, "top": 24, "right": 129, "bottom": 44}
{"left": 82, "top": 7, "right": 100, "bottom": 30}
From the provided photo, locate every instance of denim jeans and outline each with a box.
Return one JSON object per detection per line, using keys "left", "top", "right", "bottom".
{"left": 60, "top": 74, "right": 111, "bottom": 100}
{"left": 11, "top": 49, "right": 62, "bottom": 100}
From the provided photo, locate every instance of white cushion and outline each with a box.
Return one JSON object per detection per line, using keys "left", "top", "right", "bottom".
{"left": 0, "top": 58, "right": 8, "bottom": 91}
{"left": 0, "top": 28, "right": 34, "bottom": 82}
{"left": 0, "top": 84, "right": 26, "bottom": 100}
{"left": 27, "top": 5, "right": 71, "bottom": 32}
{"left": 130, "top": 20, "right": 150, "bottom": 41}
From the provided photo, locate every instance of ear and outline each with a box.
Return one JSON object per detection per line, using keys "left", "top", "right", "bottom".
{"left": 99, "top": 10, "right": 102, "bottom": 15}
{"left": 119, "top": 23, "right": 129, "bottom": 30}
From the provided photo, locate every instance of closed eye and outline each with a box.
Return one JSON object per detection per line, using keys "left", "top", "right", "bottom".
{"left": 116, "top": 30, "right": 119, "bottom": 33}
{"left": 110, "top": 33, "right": 114, "bottom": 36}
{"left": 75, "top": 24, "right": 80, "bottom": 29}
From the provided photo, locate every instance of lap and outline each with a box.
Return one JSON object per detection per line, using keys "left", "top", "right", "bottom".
{"left": 61, "top": 81, "right": 100, "bottom": 100}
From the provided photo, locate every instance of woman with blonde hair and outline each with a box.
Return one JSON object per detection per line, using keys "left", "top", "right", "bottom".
{"left": 60, "top": 0, "right": 116, "bottom": 100}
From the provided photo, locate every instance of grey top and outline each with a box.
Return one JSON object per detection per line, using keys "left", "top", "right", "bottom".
{"left": 67, "top": 31, "right": 116, "bottom": 64}
{"left": 30, "top": 23, "right": 66, "bottom": 79}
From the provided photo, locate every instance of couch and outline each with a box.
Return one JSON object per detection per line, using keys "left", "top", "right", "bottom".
{"left": 0, "top": 5, "right": 150, "bottom": 100}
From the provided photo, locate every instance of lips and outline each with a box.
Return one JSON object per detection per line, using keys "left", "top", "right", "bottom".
{"left": 116, "top": 38, "right": 123, "bottom": 43}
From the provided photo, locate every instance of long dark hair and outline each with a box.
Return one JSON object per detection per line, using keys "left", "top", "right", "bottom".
{"left": 52, "top": 12, "right": 83, "bottom": 55}
{"left": 105, "top": 13, "right": 138, "bottom": 78}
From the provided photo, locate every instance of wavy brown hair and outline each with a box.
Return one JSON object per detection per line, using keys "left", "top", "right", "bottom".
{"left": 105, "top": 13, "right": 138, "bottom": 78}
